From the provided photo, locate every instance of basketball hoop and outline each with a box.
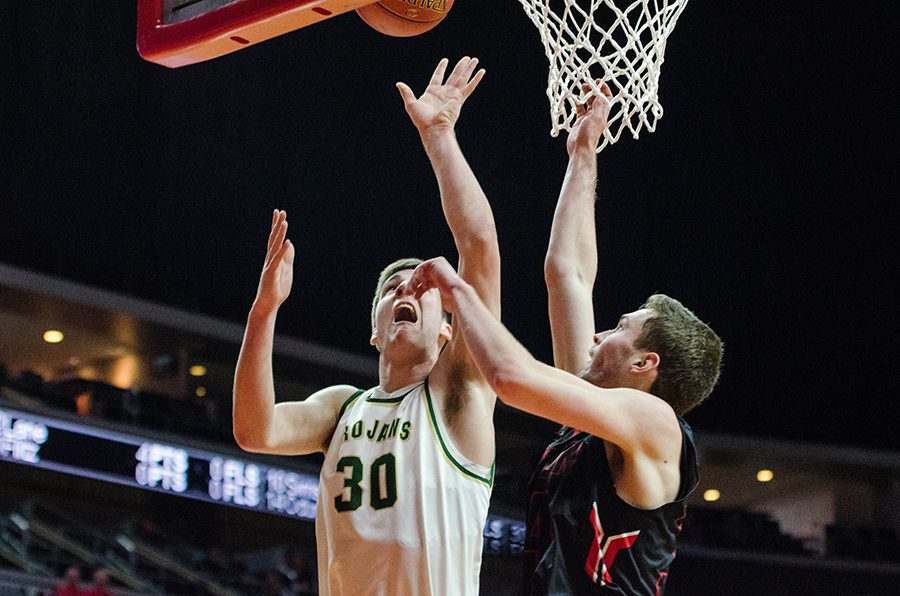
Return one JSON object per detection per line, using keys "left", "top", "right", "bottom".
{"left": 517, "top": 0, "right": 689, "bottom": 151}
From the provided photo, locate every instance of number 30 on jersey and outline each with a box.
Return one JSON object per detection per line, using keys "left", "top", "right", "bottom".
{"left": 334, "top": 453, "right": 398, "bottom": 511}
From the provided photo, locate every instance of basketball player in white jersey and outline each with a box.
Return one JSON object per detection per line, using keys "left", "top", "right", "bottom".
{"left": 233, "top": 57, "right": 499, "bottom": 595}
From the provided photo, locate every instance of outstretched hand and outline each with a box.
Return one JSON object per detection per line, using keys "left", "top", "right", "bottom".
{"left": 407, "top": 256, "right": 464, "bottom": 313}
{"left": 567, "top": 80, "right": 613, "bottom": 155}
{"left": 254, "top": 209, "right": 295, "bottom": 314}
{"left": 397, "top": 57, "right": 486, "bottom": 137}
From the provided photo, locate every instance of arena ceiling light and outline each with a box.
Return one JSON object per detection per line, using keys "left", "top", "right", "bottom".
{"left": 42, "top": 329, "right": 64, "bottom": 344}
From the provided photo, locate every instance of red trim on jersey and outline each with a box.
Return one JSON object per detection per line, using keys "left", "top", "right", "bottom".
{"left": 585, "top": 501, "right": 641, "bottom": 586}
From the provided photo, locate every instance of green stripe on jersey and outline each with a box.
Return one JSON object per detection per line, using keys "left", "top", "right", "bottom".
{"left": 424, "top": 380, "right": 493, "bottom": 487}
{"left": 365, "top": 385, "right": 418, "bottom": 404}
{"left": 337, "top": 389, "right": 365, "bottom": 420}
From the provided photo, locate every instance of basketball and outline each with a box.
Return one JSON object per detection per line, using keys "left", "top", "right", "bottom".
{"left": 355, "top": 0, "right": 455, "bottom": 37}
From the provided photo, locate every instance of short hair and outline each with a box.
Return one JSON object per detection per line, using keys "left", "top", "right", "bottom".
{"left": 635, "top": 294, "right": 723, "bottom": 416}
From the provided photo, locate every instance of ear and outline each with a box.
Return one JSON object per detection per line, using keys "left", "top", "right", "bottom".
{"left": 439, "top": 322, "right": 453, "bottom": 344}
{"left": 370, "top": 333, "right": 380, "bottom": 350}
{"left": 632, "top": 351, "right": 659, "bottom": 374}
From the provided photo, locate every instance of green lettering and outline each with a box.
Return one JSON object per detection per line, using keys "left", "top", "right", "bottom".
{"left": 399, "top": 421, "right": 411, "bottom": 441}
{"left": 334, "top": 456, "right": 364, "bottom": 512}
{"left": 371, "top": 453, "right": 397, "bottom": 509}
{"left": 351, "top": 420, "right": 363, "bottom": 439}
{"left": 366, "top": 420, "right": 380, "bottom": 440}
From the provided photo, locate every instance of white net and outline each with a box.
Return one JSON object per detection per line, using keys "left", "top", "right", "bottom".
{"left": 517, "top": 0, "right": 689, "bottom": 151}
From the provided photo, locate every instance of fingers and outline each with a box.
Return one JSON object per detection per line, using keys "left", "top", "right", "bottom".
{"left": 273, "top": 235, "right": 294, "bottom": 267}
{"left": 457, "top": 56, "right": 478, "bottom": 84}
{"left": 462, "top": 68, "right": 486, "bottom": 99}
{"left": 444, "top": 57, "right": 483, "bottom": 94}
{"left": 445, "top": 56, "right": 468, "bottom": 86}
{"left": 576, "top": 80, "right": 613, "bottom": 114}
{"left": 396, "top": 81, "right": 416, "bottom": 106}
{"left": 269, "top": 221, "right": 288, "bottom": 266}
{"left": 408, "top": 258, "right": 439, "bottom": 299}
{"left": 266, "top": 210, "right": 285, "bottom": 256}
{"left": 407, "top": 265, "right": 428, "bottom": 300}
{"left": 429, "top": 57, "right": 450, "bottom": 88}
{"left": 600, "top": 81, "right": 612, "bottom": 99}
{"left": 266, "top": 210, "right": 288, "bottom": 266}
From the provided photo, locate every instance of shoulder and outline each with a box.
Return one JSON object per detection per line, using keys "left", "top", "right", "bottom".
{"left": 306, "top": 384, "right": 365, "bottom": 415}
{"left": 601, "top": 388, "right": 681, "bottom": 456}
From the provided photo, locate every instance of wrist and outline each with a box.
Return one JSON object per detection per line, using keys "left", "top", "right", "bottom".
{"left": 420, "top": 125, "right": 456, "bottom": 152}
{"left": 568, "top": 138, "right": 600, "bottom": 156}
{"left": 248, "top": 300, "right": 279, "bottom": 324}
{"left": 449, "top": 277, "right": 477, "bottom": 312}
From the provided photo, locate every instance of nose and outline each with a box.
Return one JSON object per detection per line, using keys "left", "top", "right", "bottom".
{"left": 593, "top": 331, "right": 608, "bottom": 344}
{"left": 394, "top": 281, "right": 409, "bottom": 297}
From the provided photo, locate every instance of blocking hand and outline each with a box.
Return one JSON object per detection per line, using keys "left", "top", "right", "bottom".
{"left": 407, "top": 256, "right": 463, "bottom": 313}
{"left": 567, "top": 80, "right": 613, "bottom": 155}
{"left": 396, "top": 57, "right": 486, "bottom": 136}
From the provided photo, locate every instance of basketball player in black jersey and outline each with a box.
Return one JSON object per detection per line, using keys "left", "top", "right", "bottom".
{"left": 406, "top": 82, "right": 723, "bottom": 595}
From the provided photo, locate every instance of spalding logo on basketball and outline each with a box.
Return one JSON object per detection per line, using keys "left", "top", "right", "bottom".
{"left": 356, "top": 0, "right": 455, "bottom": 37}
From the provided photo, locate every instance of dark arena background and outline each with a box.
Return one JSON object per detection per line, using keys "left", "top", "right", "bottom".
{"left": 1, "top": 2, "right": 899, "bottom": 594}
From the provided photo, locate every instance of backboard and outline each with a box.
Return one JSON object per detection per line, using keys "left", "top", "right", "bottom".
{"left": 137, "top": 0, "right": 376, "bottom": 68}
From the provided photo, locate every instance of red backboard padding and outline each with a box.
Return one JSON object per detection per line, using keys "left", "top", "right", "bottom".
{"left": 137, "top": 0, "right": 374, "bottom": 68}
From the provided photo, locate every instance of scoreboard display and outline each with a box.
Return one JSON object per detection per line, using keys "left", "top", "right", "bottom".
{"left": 0, "top": 406, "right": 318, "bottom": 520}
{"left": 1, "top": 406, "right": 524, "bottom": 553}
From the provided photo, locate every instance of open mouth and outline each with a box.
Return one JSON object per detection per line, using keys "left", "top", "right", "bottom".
{"left": 393, "top": 303, "right": 417, "bottom": 324}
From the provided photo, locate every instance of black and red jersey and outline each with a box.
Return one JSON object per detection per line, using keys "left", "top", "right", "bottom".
{"left": 523, "top": 418, "right": 698, "bottom": 595}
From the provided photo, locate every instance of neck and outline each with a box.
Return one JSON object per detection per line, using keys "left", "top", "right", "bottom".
{"left": 378, "top": 354, "right": 434, "bottom": 393}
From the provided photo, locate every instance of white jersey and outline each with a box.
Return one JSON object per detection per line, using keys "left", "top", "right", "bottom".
{"left": 316, "top": 379, "right": 493, "bottom": 596}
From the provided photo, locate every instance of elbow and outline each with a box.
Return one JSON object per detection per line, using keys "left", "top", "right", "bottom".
{"left": 457, "top": 226, "right": 499, "bottom": 259}
{"left": 543, "top": 255, "right": 566, "bottom": 287}
{"left": 232, "top": 426, "right": 254, "bottom": 452}
{"left": 233, "top": 423, "right": 268, "bottom": 453}
{"left": 544, "top": 253, "right": 579, "bottom": 284}
{"left": 544, "top": 254, "right": 593, "bottom": 291}
{"left": 487, "top": 359, "right": 528, "bottom": 407}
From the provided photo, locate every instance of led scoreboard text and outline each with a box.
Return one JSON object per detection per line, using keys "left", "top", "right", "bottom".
{"left": 1, "top": 406, "right": 523, "bottom": 553}
{"left": 0, "top": 407, "right": 318, "bottom": 521}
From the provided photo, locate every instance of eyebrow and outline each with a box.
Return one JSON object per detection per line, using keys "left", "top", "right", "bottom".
{"left": 619, "top": 315, "right": 630, "bottom": 325}
{"left": 381, "top": 273, "right": 406, "bottom": 295}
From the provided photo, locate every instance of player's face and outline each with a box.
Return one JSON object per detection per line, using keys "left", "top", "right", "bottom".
{"left": 371, "top": 269, "right": 448, "bottom": 354}
{"left": 579, "top": 308, "right": 654, "bottom": 387}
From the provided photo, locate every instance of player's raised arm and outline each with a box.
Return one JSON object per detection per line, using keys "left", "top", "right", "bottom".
{"left": 544, "top": 82, "right": 612, "bottom": 374}
{"left": 396, "top": 57, "right": 500, "bottom": 321}
{"left": 407, "top": 257, "right": 675, "bottom": 453}
{"left": 232, "top": 210, "right": 354, "bottom": 455}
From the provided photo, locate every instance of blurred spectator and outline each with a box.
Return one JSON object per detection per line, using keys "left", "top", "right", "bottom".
{"left": 228, "top": 550, "right": 253, "bottom": 587}
{"left": 198, "top": 546, "right": 229, "bottom": 576}
{"left": 74, "top": 391, "right": 92, "bottom": 416}
{"left": 277, "top": 547, "right": 315, "bottom": 595}
{"left": 84, "top": 567, "right": 114, "bottom": 596}
{"left": 264, "top": 568, "right": 292, "bottom": 596}
{"left": 56, "top": 565, "right": 84, "bottom": 596}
